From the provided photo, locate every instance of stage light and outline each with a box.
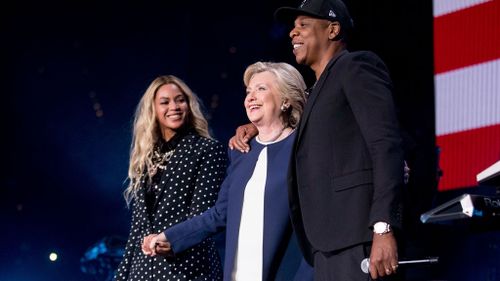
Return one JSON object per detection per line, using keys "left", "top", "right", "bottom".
{"left": 49, "top": 252, "right": 58, "bottom": 262}
{"left": 81, "top": 236, "right": 126, "bottom": 281}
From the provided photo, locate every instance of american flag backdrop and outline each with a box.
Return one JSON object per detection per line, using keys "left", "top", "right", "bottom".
{"left": 434, "top": 0, "right": 500, "bottom": 191}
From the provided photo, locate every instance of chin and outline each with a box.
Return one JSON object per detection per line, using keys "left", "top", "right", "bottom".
{"left": 247, "top": 116, "right": 261, "bottom": 124}
{"left": 246, "top": 112, "right": 260, "bottom": 122}
{"left": 168, "top": 121, "right": 186, "bottom": 130}
{"left": 295, "top": 56, "right": 306, "bottom": 65}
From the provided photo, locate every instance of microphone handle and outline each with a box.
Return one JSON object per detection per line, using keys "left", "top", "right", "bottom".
{"left": 398, "top": 257, "right": 439, "bottom": 265}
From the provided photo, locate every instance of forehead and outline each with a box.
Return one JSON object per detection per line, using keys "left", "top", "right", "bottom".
{"left": 248, "top": 71, "right": 276, "bottom": 85}
{"left": 156, "top": 83, "right": 183, "bottom": 97}
{"left": 296, "top": 14, "right": 316, "bottom": 21}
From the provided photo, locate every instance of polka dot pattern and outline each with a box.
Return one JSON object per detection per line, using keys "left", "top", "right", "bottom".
{"left": 114, "top": 134, "right": 227, "bottom": 281}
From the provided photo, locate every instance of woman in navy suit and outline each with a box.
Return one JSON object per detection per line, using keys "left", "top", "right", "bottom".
{"left": 114, "top": 75, "right": 227, "bottom": 281}
{"left": 143, "top": 62, "right": 312, "bottom": 281}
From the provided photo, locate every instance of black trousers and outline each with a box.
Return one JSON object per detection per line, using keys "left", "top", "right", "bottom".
{"left": 313, "top": 243, "right": 372, "bottom": 281}
{"left": 313, "top": 243, "right": 402, "bottom": 281}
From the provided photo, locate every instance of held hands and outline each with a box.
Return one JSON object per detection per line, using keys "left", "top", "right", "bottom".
{"left": 228, "top": 123, "right": 258, "bottom": 153}
{"left": 368, "top": 232, "right": 398, "bottom": 279}
{"left": 141, "top": 232, "right": 172, "bottom": 257}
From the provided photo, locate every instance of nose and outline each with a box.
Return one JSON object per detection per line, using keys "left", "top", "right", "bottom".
{"left": 245, "top": 91, "right": 256, "bottom": 103}
{"left": 289, "top": 27, "right": 298, "bottom": 38}
{"left": 169, "top": 101, "right": 180, "bottom": 110}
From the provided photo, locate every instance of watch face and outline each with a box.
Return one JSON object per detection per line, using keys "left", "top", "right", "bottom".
{"left": 374, "top": 222, "right": 389, "bottom": 234}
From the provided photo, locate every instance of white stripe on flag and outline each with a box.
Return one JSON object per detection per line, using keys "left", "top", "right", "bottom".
{"left": 435, "top": 58, "right": 500, "bottom": 136}
{"left": 433, "top": 0, "right": 492, "bottom": 17}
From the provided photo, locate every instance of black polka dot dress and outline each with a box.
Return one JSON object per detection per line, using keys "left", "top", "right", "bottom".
{"left": 114, "top": 132, "right": 227, "bottom": 281}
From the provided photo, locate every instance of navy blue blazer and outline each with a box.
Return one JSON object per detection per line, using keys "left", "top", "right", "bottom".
{"left": 165, "top": 132, "right": 311, "bottom": 281}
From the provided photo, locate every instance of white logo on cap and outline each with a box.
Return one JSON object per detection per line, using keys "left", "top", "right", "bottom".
{"left": 300, "top": 0, "right": 308, "bottom": 8}
{"left": 329, "top": 10, "right": 336, "bottom": 17}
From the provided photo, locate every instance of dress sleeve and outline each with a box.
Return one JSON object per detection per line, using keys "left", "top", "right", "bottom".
{"left": 342, "top": 51, "right": 404, "bottom": 228}
{"left": 165, "top": 147, "right": 237, "bottom": 254}
{"left": 188, "top": 141, "right": 227, "bottom": 217}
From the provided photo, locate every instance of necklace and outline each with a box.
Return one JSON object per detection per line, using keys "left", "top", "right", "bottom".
{"left": 258, "top": 126, "right": 288, "bottom": 143}
{"left": 149, "top": 149, "right": 175, "bottom": 177}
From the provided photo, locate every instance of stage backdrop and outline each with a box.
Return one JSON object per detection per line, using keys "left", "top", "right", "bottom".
{"left": 433, "top": 0, "right": 500, "bottom": 191}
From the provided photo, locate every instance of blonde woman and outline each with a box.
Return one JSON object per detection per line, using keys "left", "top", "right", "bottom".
{"left": 114, "top": 75, "right": 226, "bottom": 281}
{"left": 142, "top": 63, "right": 313, "bottom": 281}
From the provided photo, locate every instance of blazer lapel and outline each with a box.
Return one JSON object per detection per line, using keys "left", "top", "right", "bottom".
{"left": 151, "top": 134, "right": 195, "bottom": 211}
{"left": 297, "top": 50, "right": 348, "bottom": 143}
{"left": 224, "top": 143, "right": 263, "bottom": 278}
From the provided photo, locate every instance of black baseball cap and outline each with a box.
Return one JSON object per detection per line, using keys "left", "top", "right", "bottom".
{"left": 275, "top": 0, "right": 354, "bottom": 32}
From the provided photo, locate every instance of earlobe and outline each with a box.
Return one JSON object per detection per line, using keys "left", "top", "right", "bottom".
{"left": 280, "top": 100, "right": 290, "bottom": 112}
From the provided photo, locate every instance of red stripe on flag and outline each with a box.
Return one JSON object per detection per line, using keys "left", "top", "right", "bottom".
{"left": 436, "top": 124, "right": 500, "bottom": 191}
{"left": 434, "top": 0, "right": 500, "bottom": 74}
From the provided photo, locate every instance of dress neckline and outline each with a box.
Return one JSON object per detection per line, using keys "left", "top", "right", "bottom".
{"left": 255, "top": 129, "right": 295, "bottom": 145}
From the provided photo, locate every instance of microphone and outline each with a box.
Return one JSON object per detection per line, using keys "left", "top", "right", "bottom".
{"left": 360, "top": 257, "right": 439, "bottom": 273}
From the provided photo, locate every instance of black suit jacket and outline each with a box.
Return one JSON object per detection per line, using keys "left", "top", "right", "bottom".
{"left": 288, "top": 50, "right": 404, "bottom": 264}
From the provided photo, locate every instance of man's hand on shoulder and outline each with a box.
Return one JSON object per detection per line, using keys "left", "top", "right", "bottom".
{"left": 228, "top": 123, "right": 257, "bottom": 153}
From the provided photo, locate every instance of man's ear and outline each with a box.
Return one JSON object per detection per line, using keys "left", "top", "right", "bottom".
{"left": 328, "top": 22, "right": 341, "bottom": 40}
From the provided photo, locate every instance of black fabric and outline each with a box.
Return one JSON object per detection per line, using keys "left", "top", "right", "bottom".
{"left": 288, "top": 50, "right": 404, "bottom": 264}
{"left": 114, "top": 134, "right": 227, "bottom": 281}
{"left": 145, "top": 128, "right": 193, "bottom": 212}
{"left": 274, "top": 0, "right": 353, "bottom": 33}
{"left": 313, "top": 243, "right": 371, "bottom": 281}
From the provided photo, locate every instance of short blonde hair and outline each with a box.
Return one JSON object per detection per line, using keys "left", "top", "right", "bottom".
{"left": 243, "top": 62, "right": 306, "bottom": 128}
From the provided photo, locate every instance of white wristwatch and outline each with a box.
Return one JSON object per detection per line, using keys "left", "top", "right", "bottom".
{"left": 373, "top": 222, "right": 391, "bottom": 235}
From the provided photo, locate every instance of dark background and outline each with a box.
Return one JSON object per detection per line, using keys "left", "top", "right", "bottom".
{"left": 2, "top": 0, "right": 498, "bottom": 280}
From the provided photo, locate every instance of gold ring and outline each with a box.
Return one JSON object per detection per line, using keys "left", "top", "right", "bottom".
{"left": 392, "top": 264, "right": 398, "bottom": 269}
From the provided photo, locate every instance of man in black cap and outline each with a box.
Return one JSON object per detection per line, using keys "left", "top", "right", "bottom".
{"left": 274, "top": 0, "right": 404, "bottom": 280}
{"left": 229, "top": 0, "right": 404, "bottom": 279}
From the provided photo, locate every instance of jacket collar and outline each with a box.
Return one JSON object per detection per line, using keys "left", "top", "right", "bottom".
{"left": 297, "top": 49, "right": 348, "bottom": 142}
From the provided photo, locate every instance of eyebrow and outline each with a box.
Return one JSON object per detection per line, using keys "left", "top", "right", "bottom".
{"left": 158, "top": 94, "right": 185, "bottom": 100}
{"left": 251, "top": 83, "right": 269, "bottom": 88}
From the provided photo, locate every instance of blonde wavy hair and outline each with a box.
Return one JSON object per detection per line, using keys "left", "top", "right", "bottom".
{"left": 124, "top": 75, "right": 211, "bottom": 203}
{"left": 243, "top": 62, "right": 306, "bottom": 128}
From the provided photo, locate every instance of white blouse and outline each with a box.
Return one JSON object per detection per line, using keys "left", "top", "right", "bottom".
{"left": 231, "top": 144, "right": 269, "bottom": 281}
